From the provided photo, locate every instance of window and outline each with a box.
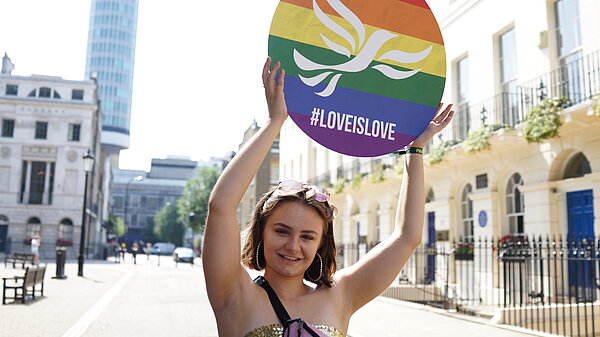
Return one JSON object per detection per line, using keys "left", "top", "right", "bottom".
{"left": 28, "top": 89, "right": 36, "bottom": 97}
{"left": 455, "top": 57, "right": 470, "bottom": 141}
{"left": 29, "top": 162, "right": 46, "bottom": 204}
{"left": 53, "top": 91, "right": 61, "bottom": 99}
{"left": 58, "top": 218, "right": 74, "bottom": 241}
{"left": 35, "top": 121, "right": 48, "bottom": 139}
{"left": 68, "top": 123, "right": 81, "bottom": 141}
{"left": 20, "top": 161, "right": 54, "bottom": 205}
{"left": 2, "top": 119, "right": 15, "bottom": 137}
{"left": 499, "top": 28, "right": 520, "bottom": 126}
{"left": 27, "top": 217, "right": 41, "bottom": 238}
{"left": 113, "top": 196, "right": 124, "bottom": 209}
{"left": 555, "top": 0, "right": 583, "bottom": 102}
{"left": 506, "top": 173, "right": 524, "bottom": 234}
{"left": 72, "top": 89, "right": 84, "bottom": 100}
{"left": 38, "top": 87, "right": 51, "bottom": 98}
{"left": 0, "top": 215, "right": 8, "bottom": 226}
{"left": 563, "top": 152, "right": 591, "bottom": 179}
{"left": 461, "top": 184, "right": 473, "bottom": 239}
{"left": 5, "top": 84, "right": 18, "bottom": 95}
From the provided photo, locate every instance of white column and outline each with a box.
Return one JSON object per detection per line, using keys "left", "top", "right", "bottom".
{"left": 42, "top": 162, "right": 51, "bottom": 204}
{"left": 23, "top": 161, "right": 32, "bottom": 203}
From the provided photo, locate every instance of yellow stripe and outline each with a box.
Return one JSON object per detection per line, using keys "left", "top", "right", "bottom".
{"left": 270, "top": 1, "right": 446, "bottom": 78}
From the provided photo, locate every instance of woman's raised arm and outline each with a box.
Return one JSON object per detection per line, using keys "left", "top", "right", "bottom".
{"left": 203, "top": 58, "right": 287, "bottom": 307}
{"left": 336, "top": 104, "right": 454, "bottom": 313}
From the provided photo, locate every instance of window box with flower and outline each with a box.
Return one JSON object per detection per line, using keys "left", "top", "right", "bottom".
{"left": 455, "top": 242, "right": 474, "bottom": 261}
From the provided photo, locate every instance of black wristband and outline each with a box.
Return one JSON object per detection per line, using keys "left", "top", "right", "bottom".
{"left": 392, "top": 147, "right": 423, "bottom": 155}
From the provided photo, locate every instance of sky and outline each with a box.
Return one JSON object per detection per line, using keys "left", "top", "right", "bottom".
{"left": 0, "top": 0, "right": 281, "bottom": 171}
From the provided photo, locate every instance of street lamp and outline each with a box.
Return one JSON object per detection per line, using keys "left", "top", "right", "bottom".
{"left": 78, "top": 149, "right": 95, "bottom": 277}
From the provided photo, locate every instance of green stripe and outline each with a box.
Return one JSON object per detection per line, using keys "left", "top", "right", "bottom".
{"left": 268, "top": 35, "right": 445, "bottom": 107}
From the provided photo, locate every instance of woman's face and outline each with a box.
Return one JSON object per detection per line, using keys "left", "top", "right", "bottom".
{"left": 262, "top": 201, "right": 324, "bottom": 280}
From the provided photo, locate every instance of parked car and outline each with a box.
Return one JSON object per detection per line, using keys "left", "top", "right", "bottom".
{"left": 173, "top": 247, "right": 194, "bottom": 263}
{"left": 149, "top": 242, "right": 175, "bottom": 255}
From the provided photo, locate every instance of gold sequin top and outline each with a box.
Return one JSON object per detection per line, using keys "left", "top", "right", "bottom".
{"left": 244, "top": 324, "right": 344, "bottom": 337}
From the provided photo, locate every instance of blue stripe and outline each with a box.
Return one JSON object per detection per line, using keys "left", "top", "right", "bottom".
{"left": 284, "top": 75, "right": 437, "bottom": 136}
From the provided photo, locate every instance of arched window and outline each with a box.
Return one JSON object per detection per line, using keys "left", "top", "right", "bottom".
{"left": 27, "top": 217, "right": 41, "bottom": 238}
{"left": 426, "top": 188, "right": 435, "bottom": 203}
{"left": 506, "top": 173, "right": 524, "bottom": 234}
{"left": 564, "top": 152, "right": 591, "bottom": 179}
{"left": 461, "top": 184, "right": 473, "bottom": 239}
{"left": 58, "top": 218, "right": 73, "bottom": 241}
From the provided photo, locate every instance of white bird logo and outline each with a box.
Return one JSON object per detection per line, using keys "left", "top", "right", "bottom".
{"left": 295, "top": 0, "right": 433, "bottom": 97}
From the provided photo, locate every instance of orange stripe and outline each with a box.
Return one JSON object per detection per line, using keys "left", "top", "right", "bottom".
{"left": 280, "top": 0, "right": 444, "bottom": 45}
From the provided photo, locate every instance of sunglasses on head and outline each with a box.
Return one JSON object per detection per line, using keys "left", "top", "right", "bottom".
{"left": 271, "top": 180, "right": 330, "bottom": 202}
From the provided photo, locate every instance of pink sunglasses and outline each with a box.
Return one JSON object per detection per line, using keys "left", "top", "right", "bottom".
{"left": 272, "top": 180, "right": 330, "bottom": 202}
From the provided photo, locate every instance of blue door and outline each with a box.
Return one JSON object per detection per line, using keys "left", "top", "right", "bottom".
{"left": 567, "top": 190, "right": 595, "bottom": 297}
{"left": 426, "top": 212, "right": 435, "bottom": 283}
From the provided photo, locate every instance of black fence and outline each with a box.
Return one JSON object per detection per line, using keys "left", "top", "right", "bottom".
{"left": 340, "top": 235, "right": 600, "bottom": 337}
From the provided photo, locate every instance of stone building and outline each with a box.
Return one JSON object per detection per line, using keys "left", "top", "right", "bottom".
{"left": 237, "top": 120, "right": 280, "bottom": 229}
{"left": 0, "top": 54, "right": 108, "bottom": 259}
{"left": 110, "top": 156, "right": 197, "bottom": 244}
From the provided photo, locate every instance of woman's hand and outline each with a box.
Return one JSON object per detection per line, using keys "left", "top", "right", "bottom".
{"left": 409, "top": 103, "right": 454, "bottom": 148}
{"left": 262, "top": 57, "right": 288, "bottom": 123}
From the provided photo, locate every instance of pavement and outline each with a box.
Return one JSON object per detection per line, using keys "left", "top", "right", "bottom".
{"left": 0, "top": 253, "right": 557, "bottom": 337}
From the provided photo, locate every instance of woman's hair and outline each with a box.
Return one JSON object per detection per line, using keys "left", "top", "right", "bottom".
{"left": 241, "top": 184, "right": 337, "bottom": 287}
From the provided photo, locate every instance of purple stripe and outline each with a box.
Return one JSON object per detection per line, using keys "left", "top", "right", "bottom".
{"left": 285, "top": 75, "right": 436, "bottom": 137}
{"left": 290, "top": 111, "right": 415, "bottom": 157}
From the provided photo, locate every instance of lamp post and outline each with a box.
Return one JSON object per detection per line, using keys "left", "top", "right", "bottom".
{"left": 123, "top": 175, "right": 143, "bottom": 245}
{"left": 78, "top": 149, "right": 95, "bottom": 277}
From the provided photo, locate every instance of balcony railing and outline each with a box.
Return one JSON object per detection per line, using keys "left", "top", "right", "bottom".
{"left": 466, "top": 50, "right": 600, "bottom": 131}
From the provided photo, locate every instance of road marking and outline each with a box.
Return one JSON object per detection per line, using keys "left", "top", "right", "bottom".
{"left": 61, "top": 270, "right": 134, "bottom": 337}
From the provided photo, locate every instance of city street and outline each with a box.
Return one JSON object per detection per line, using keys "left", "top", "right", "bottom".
{"left": 0, "top": 254, "right": 550, "bottom": 337}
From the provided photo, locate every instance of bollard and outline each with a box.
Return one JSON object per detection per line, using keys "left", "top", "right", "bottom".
{"left": 53, "top": 247, "right": 67, "bottom": 279}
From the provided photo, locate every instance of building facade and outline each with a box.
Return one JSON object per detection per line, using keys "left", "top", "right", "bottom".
{"left": 85, "top": 0, "right": 140, "bottom": 155}
{"left": 237, "top": 120, "right": 280, "bottom": 228}
{"left": 111, "top": 156, "right": 196, "bottom": 244}
{"left": 0, "top": 56, "right": 108, "bottom": 259}
{"left": 278, "top": 0, "right": 600, "bottom": 267}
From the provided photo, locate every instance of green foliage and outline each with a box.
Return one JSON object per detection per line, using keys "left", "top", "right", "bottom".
{"left": 351, "top": 174, "right": 363, "bottom": 189}
{"left": 369, "top": 164, "right": 385, "bottom": 183}
{"left": 113, "top": 216, "right": 127, "bottom": 237}
{"left": 154, "top": 201, "right": 185, "bottom": 246}
{"left": 334, "top": 177, "right": 345, "bottom": 194}
{"left": 463, "top": 125, "right": 502, "bottom": 154}
{"left": 177, "top": 166, "right": 220, "bottom": 233}
{"left": 593, "top": 93, "right": 600, "bottom": 117}
{"left": 523, "top": 97, "right": 568, "bottom": 143}
{"left": 426, "top": 140, "right": 455, "bottom": 165}
{"left": 394, "top": 156, "right": 405, "bottom": 175}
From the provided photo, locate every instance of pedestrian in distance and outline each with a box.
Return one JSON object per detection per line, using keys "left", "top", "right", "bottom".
{"left": 31, "top": 235, "right": 41, "bottom": 264}
{"left": 202, "top": 57, "right": 454, "bottom": 337}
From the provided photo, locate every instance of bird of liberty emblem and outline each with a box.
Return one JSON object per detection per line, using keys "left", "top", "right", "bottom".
{"left": 269, "top": 0, "right": 446, "bottom": 157}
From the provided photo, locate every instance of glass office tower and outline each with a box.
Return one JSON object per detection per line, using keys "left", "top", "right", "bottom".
{"left": 85, "top": 0, "right": 139, "bottom": 154}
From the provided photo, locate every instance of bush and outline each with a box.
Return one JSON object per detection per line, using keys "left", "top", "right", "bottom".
{"left": 523, "top": 97, "right": 569, "bottom": 143}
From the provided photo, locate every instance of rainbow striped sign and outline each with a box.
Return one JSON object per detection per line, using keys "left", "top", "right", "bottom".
{"left": 269, "top": 0, "right": 446, "bottom": 157}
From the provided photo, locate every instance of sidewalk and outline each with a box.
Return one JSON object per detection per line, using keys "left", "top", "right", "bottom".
{"left": 348, "top": 297, "right": 557, "bottom": 337}
{"left": 1, "top": 257, "right": 557, "bottom": 337}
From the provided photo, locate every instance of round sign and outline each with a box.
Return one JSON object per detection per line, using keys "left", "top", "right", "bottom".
{"left": 478, "top": 210, "right": 488, "bottom": 228}
{"left": 269, "top": 0, "right": 446, "bottom": 157}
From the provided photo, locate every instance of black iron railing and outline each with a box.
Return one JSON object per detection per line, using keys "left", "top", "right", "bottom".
{"left": 339, "top": 235, "right": 600, "bottom": 336}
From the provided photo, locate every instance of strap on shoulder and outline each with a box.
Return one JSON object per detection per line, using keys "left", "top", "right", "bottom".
{"left": 253, "top": 276, "right": 292, "bottom": 323}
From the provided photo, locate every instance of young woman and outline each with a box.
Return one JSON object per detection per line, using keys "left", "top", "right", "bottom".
{"left": 203, "top": 57, "right": 454, "bottom": 337}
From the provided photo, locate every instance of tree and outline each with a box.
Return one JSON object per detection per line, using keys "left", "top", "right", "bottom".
{"left": 113, "top": 216, "right": 128, "bottom": 237}
{"left": 178, "top": 166, "right": 220, "bottom": 233}
{"left": 153, "top": 202, "right": 185, "bottom": 246}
